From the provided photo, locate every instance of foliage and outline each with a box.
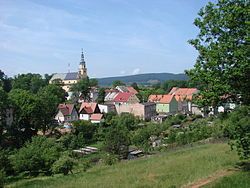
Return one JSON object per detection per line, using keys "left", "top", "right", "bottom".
{"left": 12, "top": 73, "right": 46, "bottom": 94}
{"left": 0, "top": 70, "right": 12, "bottom": 92}
{"left": 52, "top": 153, "right": 75, "bottom": 175}
{"left": 11, "top": 136, "right": 63, "bottom": 175}
{"left": 96, "top": 88, "right": 105, "bottom": 104}
{"left": 7, "top": 144, "right": 238, "bottom": 188}
{"left": 102, "top": 153, "right": 118, "bottom": 166}
{"left": 132, "top": 123, "right": 167, "bottom": 151}
{"left": 112, "top": 80, "right": 125, "bottom": 88}
{"left": 72, "top": 121, "right": 97, "bottom": 144}
{"left": 224, "top": 106, "right": 250, "bottom": 159}
{"left": 70, "top": 77, "right": 91, "bottom": 102}
{"left": 110, "top": 113, "right": 140, "bottom": 131}
{"left": 186, "top": 0, "right": 249, "bottom": 106}
{"left": 0, "top": 88, "right": 9, "bottom": 143}
{"left": 104, "top": 124, "right": 130, "bottom": 159}
{"left": 0, "top": 169, "right": 5, "bottom": 188}
{"left": 0, "top": 149, "right": 13, "bottom": 176}
{"left": 89, "top": 78, "right": 98, "bottom": 87}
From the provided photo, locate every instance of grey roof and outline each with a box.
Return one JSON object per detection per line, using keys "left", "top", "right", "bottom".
{"left": 64, "top": 72, "right": 78, "bottom": 80}
{"left": 50, "top": 73, "right": 66, "bottom": 81}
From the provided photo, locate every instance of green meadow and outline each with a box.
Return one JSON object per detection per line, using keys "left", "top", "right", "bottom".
{"left": 7, "top": 143, "right": 241, "bottom": 188}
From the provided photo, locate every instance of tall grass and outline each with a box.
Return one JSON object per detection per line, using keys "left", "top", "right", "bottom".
{"left": 7, "top": 143, "right": 238, "bottom": 188}
{"left": 204, "top": 171, "right": 250, "bottom": 188}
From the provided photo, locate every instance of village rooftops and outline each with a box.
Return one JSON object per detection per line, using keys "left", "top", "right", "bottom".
{"left": 58, "top": 103, "right": 75, "bottom": 116}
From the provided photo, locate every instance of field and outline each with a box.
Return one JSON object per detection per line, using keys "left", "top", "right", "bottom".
{"left": 7, "top": 143, "right": 241, "bottom": 188}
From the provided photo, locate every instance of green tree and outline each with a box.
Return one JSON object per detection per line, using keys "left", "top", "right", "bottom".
{"left": 12, "top": 73, "right": 47, "bottom": 93}
{"left": 0, "top": 89, "right": 9, "bottom": 143}
{"left": 12, "top": 136, "right": 63, "bottom": 175}
{"left": 104, "top": 124, "right": 130, "bottom": 159}
{"left": 36, "top": 85, "right": 65, "bottom": 134}
{"left": 186, "top": 0, "right": 249, "bottom": 107}
{"left": 112, "top": 80, "right": 125, "bottom": 88}
{"left": 224, "top": 106, "right": 250, "bottom": 159}
{"left": 8, "top": 89, "right": 40, "bottom": 141}
{"left": 52, "top": 153, "right": 74, "bottom": 175}
{"left": 0, "top": 70, "right": 12, "bottom": 92}
{"left": 96, "top": 88, "right": 106, "bottom": 104}
{"left": 89, "top": 78, "right": 98, "bottom": 87}
{"left": 131, "top": 82, "right": 139, "bottom": 91}
{"left": 70, "top": 77, "right": 91, "bottom": 102}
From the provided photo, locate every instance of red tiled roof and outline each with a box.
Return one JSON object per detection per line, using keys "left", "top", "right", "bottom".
{"left": 58, "top": 103, "right": 75, "bottom": 116}
{"left": 79, "top": 102, "right": 98, "bottom": 114}
{"left": 113, "top": 92, "right": 133, "bottom": 102}
{"left": 127, "top": 86, "right": 138, "bottom": 94}
{"left": 159, "top": 95, "right": 174, "bottom": 104}
{"left": 90, "top": 113, "right": 103, "bottom": 121}
{"left": 169, "top": 87, "right": 198, "bottom": 101}
{"left": 148, "top": 95, "right": 164, "bottom": 102}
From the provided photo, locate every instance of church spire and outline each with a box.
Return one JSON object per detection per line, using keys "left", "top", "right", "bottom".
{"left": 80, "top": 48, "right": 86, "bottom": 68}
{"left": 78, "top": 49, "right": 87, "bottom": 79}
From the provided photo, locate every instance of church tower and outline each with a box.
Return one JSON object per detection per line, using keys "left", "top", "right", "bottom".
{"left": 78, "top": 49, "right": 87, "bottom": 79}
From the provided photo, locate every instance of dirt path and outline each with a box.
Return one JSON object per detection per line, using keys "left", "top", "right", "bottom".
{"left": 183, "top": 169, "right": 236, "bottom": 188}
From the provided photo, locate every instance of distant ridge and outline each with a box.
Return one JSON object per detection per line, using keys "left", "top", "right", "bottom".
{"left": 97, "top": 72, "right": 188, "bottom": 86}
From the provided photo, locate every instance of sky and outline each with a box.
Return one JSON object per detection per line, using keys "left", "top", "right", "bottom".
{"left": 0, "top": 0, "right": 214, "bottom": 78}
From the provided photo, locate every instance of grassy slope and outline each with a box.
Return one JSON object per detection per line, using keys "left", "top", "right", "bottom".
{"left": 7, "top": 143, "right": 238, "bottom": 188}
{"left": 203, "top": 171, "right": 250, "bottom": 188}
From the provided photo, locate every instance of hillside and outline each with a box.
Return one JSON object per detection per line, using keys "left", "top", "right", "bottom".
{"left": 97, "top": 72, "right": 187, "bottom": 86}
{"left": 8, "top": 143, "right": 242, "bottom": 188}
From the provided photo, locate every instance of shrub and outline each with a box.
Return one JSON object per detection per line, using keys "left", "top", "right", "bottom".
{"left": 104, "top": 124, "right": 130, "bottom": 159}
{"left": 52, "top": 155, "right": 75, "bottom": 175}
{"left": 103, "top": 154, "right": 118, "bottom": 166}
{"left": 11, "top": 136, "right": 63, "bottom": 175}
{"left": 224, "top": 106, "right": 250, "bottom": 159}
{"left": 0, "top": 169, "right": 5, "bottom": 188}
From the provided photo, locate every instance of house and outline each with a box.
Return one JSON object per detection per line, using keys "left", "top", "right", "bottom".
{"left": 156, "top": 94, "right": 178, "bottom": 114}
{"left": 116, "top": 86, "right": 138, "bottom": 94}
{"left": 90, "top": 113, "right": 104, "bottom": 123}
{"left": 169, "top": 87, "right": 199, "bottom": 114}
{"left": 113, "top": 92, "right": 140, "bottom": 105}
{"left": 49, "top": 50, "right": 88, "bottom": 92}
{"left": 79, "top": 102, "right": 101, "bottom": 121}
{"left": 98, "top": 104, "right": 116, "bottom": 114}
{"left": 115, "top": 102, "right": 156, "bottom": 121}
{"left": 104, "top": 89, "right": 119, "bottom": 104}
{"left": 55, "top": 103, "right": 78, "bottom": 123}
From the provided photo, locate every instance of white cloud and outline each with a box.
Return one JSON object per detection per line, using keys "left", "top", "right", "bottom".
{"left": 132, "top": 68, "right": 140, "bottom": 75}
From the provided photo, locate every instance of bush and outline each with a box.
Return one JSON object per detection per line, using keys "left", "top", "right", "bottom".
{"left": 11, "top": 136, "right": 63, "bottom": 175}
{"left": 0, "top": 149, "right": 13, "bottom": 176}
{"left": 224, "top": 106, "right": 250, "bottom": 159}
{"left": 104, "top": 124, "right": 130, "bottom": 159}
{"left": 103, "top": 154, "right": 118, "bottom": 166}
{"left": 52, "top": 154, "right": 75, "bottom": 175}
{"left": 0, "top": 170, "right": 5, "bottom": 188}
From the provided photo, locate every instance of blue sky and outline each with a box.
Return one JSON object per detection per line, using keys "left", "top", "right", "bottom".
{"left": 0, "top": 0, "right": 214, "bottom": 78}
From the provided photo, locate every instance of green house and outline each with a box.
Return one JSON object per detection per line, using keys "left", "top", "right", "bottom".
{"left": 156, "top": 95, "right": 178, "bottom": 114}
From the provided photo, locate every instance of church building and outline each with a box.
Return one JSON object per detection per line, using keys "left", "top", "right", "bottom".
{"left": 49, "top": 50, "right": 88, "bottom": 92}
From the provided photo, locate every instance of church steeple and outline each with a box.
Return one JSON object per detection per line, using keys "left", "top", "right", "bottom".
{"left": 80, "top": 48, "right": 86, "bottom": 68}
{"left": 78, "top": 49, "right": 87, "bottom": 79}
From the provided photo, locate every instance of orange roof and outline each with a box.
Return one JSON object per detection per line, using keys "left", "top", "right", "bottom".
{"left": 169, "top": 87, "right": 198, "bottom": 101}
{"left": 127, "top": 86, "right": 138, "bottom": 94}
{"left": 159, "top": 95, "right": 174, "bottom": 104}
{"left": 90, "top": 113, "right": 103, "bottom": 121}
{"left": 79, "top": 102, "right": 98, "bottom": 114}
{"left": 148, "top": 95, "right": 164, "bottom": 102}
